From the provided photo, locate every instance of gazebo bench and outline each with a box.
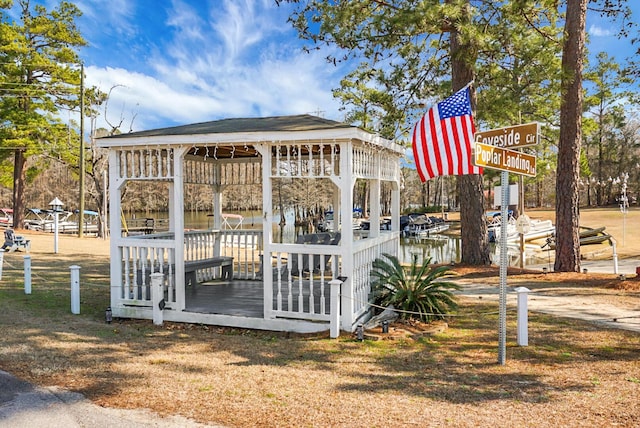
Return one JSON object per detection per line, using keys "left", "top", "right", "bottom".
{"left": 135, "top": 256, "right": 234, "bottom": 292}
{"left": 184, "top": 256, "right": 234, "bottom": 286}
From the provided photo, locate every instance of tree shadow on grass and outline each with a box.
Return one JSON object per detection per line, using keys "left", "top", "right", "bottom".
{"left": 1, "top": 252, "right": 639, "bottom": 414}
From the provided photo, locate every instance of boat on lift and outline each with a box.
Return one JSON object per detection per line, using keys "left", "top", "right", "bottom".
{"left": 403, "top": 214, "right": 449, "bottom": 237}
{"left": 24, "top": 208, "right": 100, "bottom": 234}
{"left": 0, "top": 208, "right": 12, "bottom": 228}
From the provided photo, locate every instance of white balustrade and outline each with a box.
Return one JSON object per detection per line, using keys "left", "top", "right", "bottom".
{"left": 352, "top": 233, "right": 400, "bottom": 319}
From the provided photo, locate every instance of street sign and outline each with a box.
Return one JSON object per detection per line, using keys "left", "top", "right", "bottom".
{"left": 473, "top": 142, "right": 537, "bottom": 177}
{"left": 474, "top": 122, "right": 539, "bottom": 149}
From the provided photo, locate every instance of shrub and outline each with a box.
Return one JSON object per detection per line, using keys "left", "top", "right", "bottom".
{"left": 370, "top": 253, "right": 460, "bottom": 322}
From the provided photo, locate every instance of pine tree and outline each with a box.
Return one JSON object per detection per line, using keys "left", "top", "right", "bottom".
{"left": 0, "top": 0, "right": 86, "bottom": 229}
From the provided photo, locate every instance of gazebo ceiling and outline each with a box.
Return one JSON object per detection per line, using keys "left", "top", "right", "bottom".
{"left": 184, "top": 142, "right": 342, "bottom": 159}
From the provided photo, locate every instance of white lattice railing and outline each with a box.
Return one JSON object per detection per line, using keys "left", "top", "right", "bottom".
{"left": 123, "top": 229, "right": 263, "bottom": 282}
{"left": 272, "top": 142, "right": 340, "bottom": 178}
{"left": 380, "top": 152, "right": 399, "bottom": 181}
{"left": 183, "top": 157, "right": 262, "bottom": 186}
{"left": 116, "top": 228, "right": 397, "bottom": 328}
{"left": 116, "top": 148, "right": 174, "bottom": 180}
{"left": 351, "top": 233, "right": 400, "bottom": 320}
{"left": 352, "top": 144, "right": 378, "bottom": 178}
{"left": 117, "top": 238, "right": 176, "bottom": 308}
{"left": 217, "top": 230, "right": 263, "bottom": 280}
{"left": 268, "top": 243, "right": 342, "bottom": 322}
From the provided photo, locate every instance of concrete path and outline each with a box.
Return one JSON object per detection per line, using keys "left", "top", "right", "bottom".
{"left": 529, "top": 257, "right": 640, "bottom": 276}
{"left": 0, "top": 370, "right": 219, "bottom": 428}
{"left": 458, "top": 258, "right": 640, "bottom": 334}
{"left": 459, "top": 282, "right": 640, "bottom": 333}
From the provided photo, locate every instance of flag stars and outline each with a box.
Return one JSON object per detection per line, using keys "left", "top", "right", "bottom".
{"left": 439, "top": 90, "right": 472, "bottom": 119}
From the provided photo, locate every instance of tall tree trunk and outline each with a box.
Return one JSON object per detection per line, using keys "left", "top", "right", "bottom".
{"left": 451, "top": 2, "right": 490, "bottom": 265}
{"left": 12, "top": 149, "right": 26, "bottom": 230}
{"left": 596, "top": 130, "right": 603, "bottom": 205}
{"left": 555, "top": 0, "right": 587, "bottom": 272}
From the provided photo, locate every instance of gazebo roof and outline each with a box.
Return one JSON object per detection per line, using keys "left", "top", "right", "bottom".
{"left": 97, "top": 114, "right": 405, "bottom": 155}
{"left": 103, "top": 114, "right": 355, "bottom": 139}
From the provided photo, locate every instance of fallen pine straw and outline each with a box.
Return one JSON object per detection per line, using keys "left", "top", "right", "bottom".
{"left": 0, "top": 228, "right": 639, "bottom": 427}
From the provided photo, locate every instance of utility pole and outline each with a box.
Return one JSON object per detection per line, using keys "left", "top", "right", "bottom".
{"left": 78, "top": 63, "right": 85, "bottom": 237}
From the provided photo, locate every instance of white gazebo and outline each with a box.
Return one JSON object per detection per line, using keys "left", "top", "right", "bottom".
{"left": 98, "top": 114, "right": 404, "bottom": 335}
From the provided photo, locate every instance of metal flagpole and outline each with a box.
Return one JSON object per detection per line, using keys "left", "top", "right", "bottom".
{"left": 78, "top": 63, "right": 85, "bottom": 237}
{"left": 498, "top": 170, "right": 509, "bottom": 365}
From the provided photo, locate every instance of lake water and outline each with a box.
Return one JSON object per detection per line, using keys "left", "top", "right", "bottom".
{"left": 132, "top": 211, "right": 532, "bottom": 267}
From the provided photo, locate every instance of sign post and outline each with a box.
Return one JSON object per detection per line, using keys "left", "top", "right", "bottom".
{"left": 474, "top": 123, "right": 539, "bottom": 365}
{"left": 498, "top": 170, "right": 509, "bottom": 365}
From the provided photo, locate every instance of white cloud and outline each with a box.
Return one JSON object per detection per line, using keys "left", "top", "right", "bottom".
{"left": 85, "top": 66, "right": 236, "bottom": 132}
{"left": 83, "top": 1, "right": 348, "bottom": 133}
{"left": 166, "top": 0, "right": 206, "bottom": 43}
{"left": 86, "top": 42, "right": 345, "bottom": 132}
{"left": 76, "top": 0, "right": 138, "bottom": 44}
{"left": 588, "top": 25, "right": 614, "bottom": 37}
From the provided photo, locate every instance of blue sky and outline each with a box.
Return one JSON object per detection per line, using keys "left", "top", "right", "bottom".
{"left": 30, "top": 1, "right": 640, "bottom": 133}
{"left": 71, "top": 0, "right": 350, "bottom": 132}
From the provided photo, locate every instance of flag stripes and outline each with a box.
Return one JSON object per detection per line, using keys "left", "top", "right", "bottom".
{"left": 411, "top": 86, "right": 482, "bottom": 182}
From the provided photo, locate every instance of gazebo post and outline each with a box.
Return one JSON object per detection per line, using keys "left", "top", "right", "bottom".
{"left": 391, "top": 181, "right": 400, "bottom": 232}
{"left": 212, "top": 187, "right": 222, "bottom": 230}
{"left": 370, "top": 178, "right": 381, "bottom": 238}
{"left": 255, "top": 144, "right": 274, "bottom": 319}
{"left": 173, "top": 148, "right": 187, "bottom": 311}
{"left": 168, "top": 182, "right": 175, "bottom": 232}
{"left": 340, "top": 141, "right": 355, "bottom": 331}
{"left": 212, "top": 180, "right": 223, "bottom": 258}
{"left": 212, "top": 161, "right": 223, "bottom": 232}
{"left": 108, "top": 150, "right": 124, "bottom": 311}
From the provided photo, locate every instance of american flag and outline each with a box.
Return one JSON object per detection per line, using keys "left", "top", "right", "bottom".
{"left": 411, "top": 86, "right": 482, "bottom": 182}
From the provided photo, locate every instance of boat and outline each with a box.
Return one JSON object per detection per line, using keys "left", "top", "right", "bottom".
{"left": 318, "top": 209, "right": 363, "bottom": 231}
{"left": 403, "top": 215, "right": 449, "bottom": 237}
{"left": 24, "top": 208, "right": 74, "bottom": 232}
{"left": 487, "top": 212, "right": 515, "bottom": 242}
{"left": 73, "top": 210, "right": 101, "bottom": 234}
{"left": 0, "top": 208, "right": 12, "bottom": 228}
{"left": 23, "top": 208, "right": 100, "bottom": 234}
{"left": 359, "top": 217, "right": 392, "bottom": 231}
{"left": 547, "top": 226, "right": 611, "bottom": 249}
{"left": 489, "top": 215, "right": 555, "bottom": 243}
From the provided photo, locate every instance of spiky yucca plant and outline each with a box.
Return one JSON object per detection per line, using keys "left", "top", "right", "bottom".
{"left": 370, "top": 253, "right": 460, "bottom": 322}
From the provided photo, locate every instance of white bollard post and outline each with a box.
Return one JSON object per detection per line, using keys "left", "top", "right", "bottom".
{"left": 70, "top": 265, "right": 81, "bottom": 314}
{"left": 515, "top": 287, "right": 530, "bottom": 346}
{"left": 0, "top": 249, "right": 4, "bottom": 280}
{"left": 151, "top": 272, "right": 164, "bottom": 326}
{"left": 24, "top": 255, "right": 31, "bottom": 295}
{"left": 54, "top": 211, "right": 59, "bottom": 254}
{"left": 329, "top": 278, "right": 342, "bottom": 338}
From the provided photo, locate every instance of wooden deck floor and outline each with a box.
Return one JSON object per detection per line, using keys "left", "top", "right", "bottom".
{"left": 184, "top": 279, "right": 332, "bottom": 318}
{"left": 185, "top": 280, "right": 264, "bottom": 317}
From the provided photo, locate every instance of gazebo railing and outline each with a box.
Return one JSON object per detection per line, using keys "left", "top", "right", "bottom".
{"left": 115, "top": 228, "right": 396, "bottom": 329}
{"left": 121, "top": 229, "right": 263, "bottom": 283}
{"left": 268, "top": 243, "right": 341, "bottom": 322}
{"left": 351, "top": 232, "right": 400, "bottom": 321}
{"left": 116, "top": 238, "right": 176, "bottom": 308}
{"left": 217, "top": 229, "right": 263, "bottom": 280}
